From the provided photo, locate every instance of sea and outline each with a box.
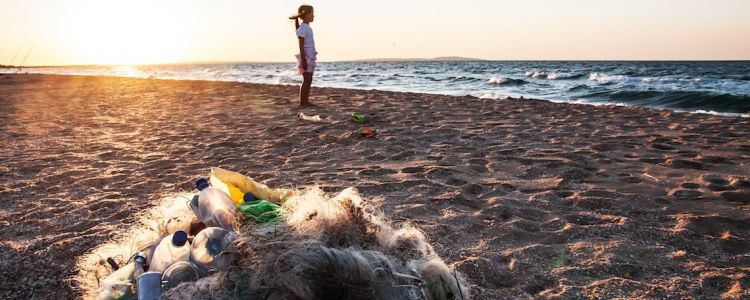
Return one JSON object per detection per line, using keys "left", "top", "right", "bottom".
{"left": 3, "top": 61, "right": 749, "bottom": 116}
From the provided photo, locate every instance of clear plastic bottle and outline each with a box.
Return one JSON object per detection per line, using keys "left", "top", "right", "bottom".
{"left": 131, "top": 252, "right": 147, "bottom": 281}
{"left": 194, "top": 178, "right": 239, "bottom": 230}
{"left": 191, "top": 227, "right": 237, "bottom": 271}
{"left": 149, "top": 231, "right": 190, "bottom": 273}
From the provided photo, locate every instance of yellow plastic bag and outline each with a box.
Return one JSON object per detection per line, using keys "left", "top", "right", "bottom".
{"left": 209, "top": 167, "right": 295, "bottom": 205}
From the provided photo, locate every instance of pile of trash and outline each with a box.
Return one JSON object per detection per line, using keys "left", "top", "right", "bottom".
{"left": 77, "top": 167, "right": 469, "bottom": 299}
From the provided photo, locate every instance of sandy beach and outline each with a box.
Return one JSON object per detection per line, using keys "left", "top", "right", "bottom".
{"left": 0, "top": 73, "right": 748, "bottom": 299}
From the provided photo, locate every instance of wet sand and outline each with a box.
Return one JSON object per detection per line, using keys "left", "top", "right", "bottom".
{"left": 0, "top": 74, "right": 748, "bottom": 299}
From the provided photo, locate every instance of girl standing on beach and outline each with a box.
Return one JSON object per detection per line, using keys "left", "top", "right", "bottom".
{"left": 290, "top": 5, "right": 316, "bottom": 106}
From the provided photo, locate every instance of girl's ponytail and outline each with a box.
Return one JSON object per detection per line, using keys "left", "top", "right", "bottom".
{"left": 289, "top": 5, "right": 313, "bottom": 30}
{"left": 288, "top": 14, "right": 300, "bottom": 30}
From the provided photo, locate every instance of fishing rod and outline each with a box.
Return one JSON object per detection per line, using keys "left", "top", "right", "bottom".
{"left": 9, "top": 43, "right": 24, "bottom": 67}
{"left": 17, "top": 40, "right": 38, "bottom": 73}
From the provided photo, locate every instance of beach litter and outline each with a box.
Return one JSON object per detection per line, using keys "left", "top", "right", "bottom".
{"left": 298, "top": 112, "right": 323, "bottom": 122}
{"left": 78, "top": 167, "right": 468, "bottom": 299}
{"left": 351, "top": 112, "right": 367, "bottom": 123}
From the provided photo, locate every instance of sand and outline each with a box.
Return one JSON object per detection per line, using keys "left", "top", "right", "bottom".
{"left": 0, "top": 73, "right": 748, "bottom": 299}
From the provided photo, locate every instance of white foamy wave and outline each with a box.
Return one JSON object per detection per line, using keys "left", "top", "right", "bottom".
{"left": 588, "top": 72, "right": 624, "bottom": 83}
{"left": 488, "top": 76, "right": 506, "bottom": 85}
{"left": 524, "top": 71, "right": 547, "bottom": 79}
{"left": 690, "top": 110, "right": 749, "bottom": 118}
{"left": 477, "top": 92, "right": 508, "bottom": 99}
{"left": 546, "top": 72, "right": 559, "bottom": 80}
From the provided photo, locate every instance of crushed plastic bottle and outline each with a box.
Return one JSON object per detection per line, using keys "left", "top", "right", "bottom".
{"left": 191, "top": 227, "right": 237, "bottom": 271}
{"left": 162, "top": 261, "right": 201, "bottom": 290}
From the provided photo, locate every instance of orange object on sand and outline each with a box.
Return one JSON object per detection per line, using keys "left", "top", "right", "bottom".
{"left": 360, "top": 129, "right": 377, "bottom": 138}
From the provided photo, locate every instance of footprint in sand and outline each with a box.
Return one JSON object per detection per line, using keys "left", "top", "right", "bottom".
{"left": 462, "top": 183, "right": 484, "bottom": 195}
{"left": 721, "top": 191, "right": 750, "bottom": 204}
{"left": 700, "top": 156, "right": 731, "bottom": 164}
{"left": 671, "top": 189, "right": 703, "bottom": 199}
{"left": 702, "top": 174, "right": 748, "bottom": 197}
{"left": 357, "top": 167, "right": 397, "bottom": 177}
{"left": 681, "top": 182, "right": 701, "bottom": 189}
{"left": 565, "top": 212, "right": 624, "bottom": 226}
{"left": 400, "top": 166, "right": 425, "bottom": 174}
{"left": 673, "top": 214, "right": 750, "bottom": 255}
{"left": 667, "top": 159, "right": 704, "bottom": 170}
{"left": 640, "top": 157, "right": 666, "bottom": 164}
{"left": 618, "top": 173, "right": 644, "bottom": 184}
{"left": 446, "top": 178, "right": 468, "bottom": 186}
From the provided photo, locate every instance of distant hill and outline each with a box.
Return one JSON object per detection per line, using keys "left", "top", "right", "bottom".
{"left": 346, "top": 56, "right": 484, "bottom": 62}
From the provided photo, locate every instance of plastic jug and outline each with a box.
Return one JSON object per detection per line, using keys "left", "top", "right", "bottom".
{"left": 191, "top": 227, "right": 237, "bottom": 271}
{"left": 149, "top": 231, "right": 190, "bottom": 273}
{"left": 193, "top": 178, "right": 239, "bottom": 230}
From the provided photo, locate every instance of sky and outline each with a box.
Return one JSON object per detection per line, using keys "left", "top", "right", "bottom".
{"left": 1, "top": 0, "right": 749, "bottom": 66}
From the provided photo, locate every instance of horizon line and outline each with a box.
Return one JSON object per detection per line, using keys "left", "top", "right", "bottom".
{"left": 3, "top": 58, "right": 750, "bottom": 68}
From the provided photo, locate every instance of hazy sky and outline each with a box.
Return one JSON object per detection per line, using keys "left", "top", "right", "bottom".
{"left": 1, "top": 0, "right": 749, "bottom": 65}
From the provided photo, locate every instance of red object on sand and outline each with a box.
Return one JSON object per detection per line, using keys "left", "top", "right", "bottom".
{"left": 360, "top": 129, "right": 377, "bottom": 138}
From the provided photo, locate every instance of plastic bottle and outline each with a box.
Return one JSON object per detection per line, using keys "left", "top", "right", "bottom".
{"left": 131, "top": 252, "right": 147, "bottom": 281}
{"left": 194, "top": 178, "right": 239, "bottom": 230}
{"left": 191, "top": 227, "right": 237, "bottom": 271}
{"left": 149, "top": 231, "right": 190, "bottom": 273}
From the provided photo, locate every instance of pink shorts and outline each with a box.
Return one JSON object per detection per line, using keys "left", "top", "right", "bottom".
{"left": 295, "top": 49, "right": 317, "bottom": 74}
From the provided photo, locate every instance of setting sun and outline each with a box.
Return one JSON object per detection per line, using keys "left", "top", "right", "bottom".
{"left": 61, "top": 1, "right": 189, "bottom": 65}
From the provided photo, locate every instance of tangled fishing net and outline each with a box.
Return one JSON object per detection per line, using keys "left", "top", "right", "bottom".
{"left": 76, "top": 168, "right": 469, "bottom": 300}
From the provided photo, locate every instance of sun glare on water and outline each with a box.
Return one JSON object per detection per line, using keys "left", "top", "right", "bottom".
{"left": 63, "top": 1, "right": 188, "bottom": 65}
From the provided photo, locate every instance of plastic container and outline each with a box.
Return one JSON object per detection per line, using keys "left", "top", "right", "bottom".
{"left": 193, "top": 178, "right": 239, "bottom": 230}
{"left": 149, "top": 231, "right": 190, "bottom": 273}
{"left": 162, "top": 261, "right": 201, "bottom": 290}
{"left": 137, "top": 271, "right": 163, "bottom": 300}
{"left": 132, "top": 252, "right": 147, "bottom": 281}
{"left": 191, "top": 227, "right": 237, "bottom": 271}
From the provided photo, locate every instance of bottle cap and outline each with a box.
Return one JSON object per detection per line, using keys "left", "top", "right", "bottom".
{"left": 195, "top": 179, "right": 209, "bottom": 191}
{"left": 134, "top": 253, "right": 147, "bottom": 265}
{"left": 172, "top": 231, "right": 188, "bottom": 247}
{"left": 243, "top": 192, "right": 258, "bottom": 203}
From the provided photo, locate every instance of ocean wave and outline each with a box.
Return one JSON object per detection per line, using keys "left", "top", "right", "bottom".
{"left": 477, "top": 92, "right": 511, "bottom": 99}
{"left": 488, "top": 76, "right": 527, "bottom": 85}
{"left": 524, "top": 71, "right": 584, "bottom": 80}
{"left": 588, "top": 72, "right": 626, "bottom": 83}
{"left": 598, "top": 90, "right": 750, "bottom": 113}
{"left": 451, "top": 76, "right": 482, "bottom": 82}
{"left": 524, "top": 71, "right": 548, "bottom": 79}
{"left": 567, "top": 84, "right": 591, "bottom": 92}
